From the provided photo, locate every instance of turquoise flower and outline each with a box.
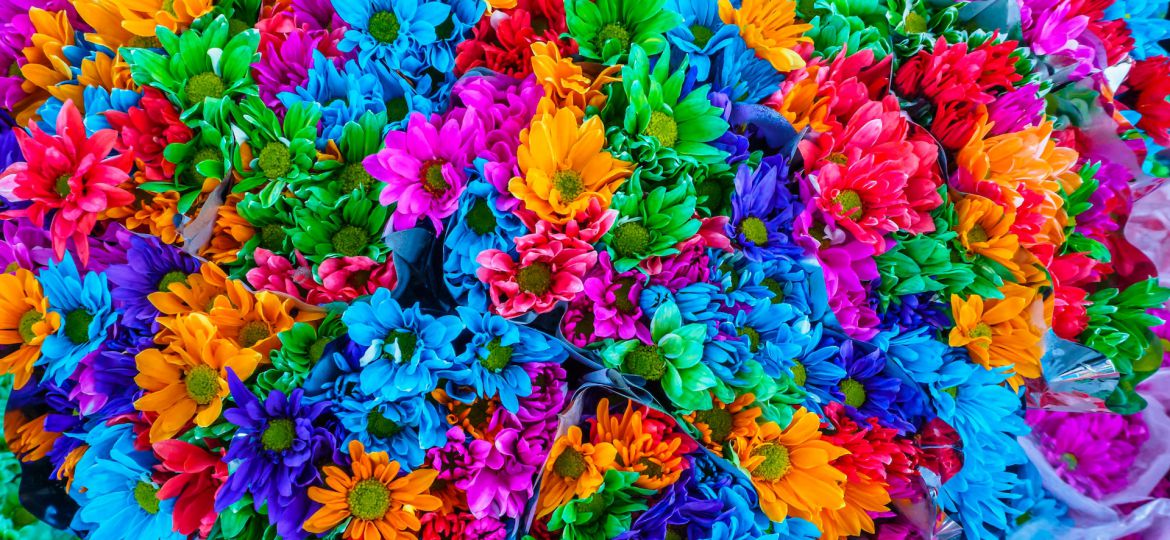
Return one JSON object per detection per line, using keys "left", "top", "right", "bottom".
{"left": 335, "top": 0, "right": 452, "bottom": 67}
{"left": 38, "top": 256, "right": 117, "bottom": 384}
{"left": 278, "top": 51, "right": 387, "bottom": 146}
{"left": 335, "top": 391, "right": 447, "bottom": 470}
{"left": 1107, "top": 0, "right": 1170, "bottom": 59}
{"left": 665, "top": 0, "right": 741, "bottom": 80}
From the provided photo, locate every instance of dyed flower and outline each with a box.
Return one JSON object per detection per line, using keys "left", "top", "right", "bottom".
{"left": 682, "top": 393, "right": 762, "bottom": 456}
{"left": 445, "top": 307, "right": 566, "bottom": 411}
{"left": 291, "top": 193, "right": 391, "bottom": 264}
{"left": 548, "top": 469, "right": 653, "bottom": 539}
{"left": 334, "top": 392, "right": 447, "bottom": 471}
{"left": 455, "top": 0, "right": 574, "bottom": 77}
{"left": 719, "top": 0, "right": 812, "bottom": 72}
{"left": 604, "top": 179, "right": 702, "bottom": 273}
{"left": 1029, "top": 410, "right": 1147, "bottom": 499}
{"left": 476, "top": 229, "right": 596, "bottom": 318}
{"left": 0, "top": 268, "right": 60, "bottom": 388}
{"left": 154, "top": 439, "right": 228, "bottom": 537}
{"left": 728, "top": 159, "right": 802, "bottom": 260}
{"left": 464, "top": 426, "right": 548, "bottom": 518}
{"left": 592, "top": 399, "right": 690, "bottom": 490}
{"left": 335, "top": 0, "right": 454, "bottom": 67}
{"left": 279, "top": 51, "right": 387, "bottom": 144}
{"left": 107, "top": 234, "right": 200, "bottom": 330}
{"left": 37, "top": 255, "right": 117, "bottom": 384}
{"left": 209, "top": 281, "right": 305, "bottom": 358}
{"left": 948, "top": 284, "right": 1043, "bottom": 386}
{"left": 538, "top": 425, "right": 618, "bottom": 517}
{"left": 529, "top": 41, "right": 621, "bottom": 120}
{"left": 565, "top": 0, "right": 681, "bottom": 63}
{"left": 230, "top": 97, "right": 321, "bottom": 199}
{"left": 954, "top": 193, "right": 1022, "bottom": 276}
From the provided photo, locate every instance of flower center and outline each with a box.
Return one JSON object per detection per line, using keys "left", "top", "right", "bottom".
{"left": 750, "top": 443, "right": 791, "bottom": 481}
{"left": 348, "top": 478, "right": 392, "bottom": 520}
{"left": 694, "top": 407, "right": 733, "bottom": 442}
{"left": 1060, "top": 452, "right": 1078, "bottom": 471}
{"left": 419, "top": 160, "right": 451, "bottom": 195}
{"left": 388, "top": 330, "right": 417, "bottom": 362}
{"left": 18, "top": 310, "right": 43, "bottom": 344}
{"left": 261, "top": 418, "right": 295, "bottom": 451}
{"left": 157, "top": 270, "right": 189, "bottom": 293}
{"left": 308, "top": 338, "right": 329, "bottom": 362}
{"left": 54, "top": 174, "right": 71, "bottom": 197}
{"left": 840, "top": 378, "right": 867, "bottom": 408}
{"left": 339, "top": 163, "right": 374, "bottom": 193}
{"left": 622, "top": 344, "right": 667, "bottom": 381}
{"left": 611, "top": 221, "right": 650, "bottom": 258}
{"left": 331, "top": 225, "right": 368, "bottom": 257}
{"left": 739, "top": 326, "right": 760, "bottom": 353}
{"left": 645, "top": 111, "right": 679, "bottom": 148}
{"left": 762, "top": 278, "right": 785, "bottom": 304}
{"left": 368, "top": 10, "right": 401, "bottom": 43}
{"left": 516, "top": 262, "right": 552, "bottom": 295}
{"left": 258, "top": 223, "right": 287, "bottom": 251}
{"left": 258, "top": 143, "right": 292, "bottom": 179}
{"left": 386, "top": 97, "right": 409, "bottom": 122}
{"left": 227, "top": 18, "right": 249, "bottom": 35}
{"left": 190, "top": 146, "right": 220, "bottom": 182}
{"left": 185, "top": 72, "right": 226, "bottom": 106}
{"left": 943, "top": 386, "right": 959, "bottom": 398}
{"left": 833, "top": 189, "right": 864, "bottom": 221}
{"left": 613, "top": 277, "right": 638, "bottom": 314}
{"left": 239, "top": 320, "right": 271, "bottom": 349}
{"left": 128, "top": 35, "right": 163, "bottom": 48}
{"left": 552, "top": 447, "right": 588, "bottom": 479}
{"left": 696, "top": 177, "right": 726, "bottom": 213}
{"left": 970, "top": 322, "right": 993, "bottom": 339}
{"left": 690, "top": 24, "right": 714, "bottom": 48}
{"left": 133, "top": 481, "right": 161, "bottom": 515}
{"left": 904, "top": 11, "right": 928, "bottom": 34}
{"left": 739, "top": 216, "right": 769, "bottom": 246}
{"left": 64, "top": 309, "right": 94, "bottom": 344}
{"left": 638, "top": 457, "right": 663, "bottom": 478}
{"left": 553, "top": 170, "right": 585, "bottom": 202}
{"left": 967, "top": 224, "right": 989, "bottom": 244}
{"left": 598, "top": 23, "right": 631, "bottom": 50}
{"left": 826, "top": 152, "right": 848, "bottom": 165}
{"left": 480, "top": 338, "right": 513, "bottom": 372}
{"left": 466, "top": 198, "right": 497, "bottom": 236}
{"left": 184, "top": 364, "right": 220, "bottom": 405}
{"left": 366, "top": 409, "right": 401, "bottom": 439}
{"left": 665, "top": 525, "right": 687, "bottom": 540}
{"left": 791, "top": 361, "right": 807, "bottom": 386}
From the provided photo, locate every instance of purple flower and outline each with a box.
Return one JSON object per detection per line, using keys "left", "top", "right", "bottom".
{"left": 728, "top": 156, "right": 802, "bottom": 261}
{"left": 464, "top": 427, "right": 545, "bottom": 519}
{"left": 0, "top": 218, "right": 54, "bottom": 270}
{"left": 465, "top": 515, "right": 508, "bottom": 539}
{"left": 515, "top": 362, "right": 569, "bottom": 425}
{"left": 648, "top": 238, "right": 711, "bottom": 291}
{"left": 106, "top": 234, "right": 200, "bottom": 330}
{"left": 834, "top": 339, "right": 907, "bottom": 431}
{"left": 1027, "top": 409, "right": 1148, "bottom": 498}
{"left": 617, "top": 471, "right": 722, "bottom": 540}
{"left": 987, "top": 84, "right": 1046, "bottom": 136}
{"left": 69, "top": 326, "right": 153, "bottom": 417}
{"left": 427, "top": 426, "right": 475, "bottom": 489}
{"left": 253, "top": 30, "right": 335, "bottom": 112}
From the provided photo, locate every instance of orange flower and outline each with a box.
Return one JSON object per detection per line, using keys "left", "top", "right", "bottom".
{"left": 813, "top": 477, "right": 891, "bottom": 538}
{"left": 682, "top": 393, "right": 762, "bottom": 456}
{"left": 105, "top": 189, "right": 183, "bottom": 244}
{"left": 304, "top": 440, "right": 442, "bottom": 540}
{"left": 14, "top": 9, "right": 75, "bottom": 123}
{"left": 592, "top": 399, "right": 686, "bottom": 490}
{"left": 956, "top": 120, "right": 1077, "bottom": 205}
{"left": 955, "top": 194, "right": 1021, "bottom": 276}
{"left": 149, "top": 263, "right": 229, "bottom": 319}
{"left": 530, "top": 42, "right": 621, "bottom": 119}
{"left": 732, "top": 407, "right": 848, "bottom": 523}
{"left": 0, "top": 269, "right": 61, "bottom": 389}
{"left": 56, "top": 444, "right": 88, "bottom": 492}
{"left": 4, "top": 411, "right": 58, "bottom": 462}
{"left": 948, "top": 284, "right": 1043, "bottom": 388}
{"left": 134, "top": 312, "right": 261, "bottom": 442}
{"left": 537, "top": 425, "right": 617, "bottom": 517}
{"left": 511, "top": 107, "right": 633, "bottom": 224}
{"left": 200, "top": 194, "right": 253, "bottom": 266}
{"left": 770, "top": 66, "right": 831, "bottom": 133}
{"left": 719, "top": 0, "right": 812, "bottom": 72}
{"left": 209, "top": 280, "right": 318, "bottom": 357}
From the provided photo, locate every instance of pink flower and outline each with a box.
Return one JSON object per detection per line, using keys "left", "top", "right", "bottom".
{"left": 1027, "top": 409, "right": 1149, "bottom": 498}
{"left": 0, "top": 100, "right": 133, "bottom": 264}
{"left": 365, "top": 111, "right": 484, "bottom": 234}
{"left": 301, "top": 255, "right": 398, "bottom": 304}
{"left": 464, "top": 427, "right": 545, "bottom": 519}
{"left": 245, "top": 248, "right": 304, "bottom": 299}
{"left": 520, "top": 197, "right": 617, "bottom": 243}
{"left": 581, "top": 251, "right": 652, "bottom": 343}
{"left": 476, "top": 230, "right": 596, "bottom": 318}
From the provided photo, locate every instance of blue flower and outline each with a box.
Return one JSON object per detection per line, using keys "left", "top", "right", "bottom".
{"left": 38, "top": 255, "right": 118, "bottom": 384}
{"left": 784, "top": 330, "right": 845, "bottom": 411}
{"left": 334, "top": 391, "right": 447, "bottom": 470}
{"left": 731, "top": 254, "right": 830, "bottom": 321}
{"left": 938, "top": 444, "right": 1025, "bottom": 539}
{"left": 279, "top": 51, "right": 387, "bottom": 145}
{"left": 928, "top": 349, "right": 1027, "bottom": 442}
{"left": 1107, "top": 0, "right": 1170, "bottom": 59}
{"left": 444, "top": 307, "right": 566, "bottom": 411}
{"left": 616, "top": 471, "right": 723, "bottom": 539}
{"left": 641, "top": 282, "right": 733, "bottom": 327}
{"left": 69, "top": 423, "right": 184, "bottom": 540}
{"left": 81, "top": 86, "right": 143, "bottom": 133}
{"left": 729, "top": 298, "right": 809, "bottom": 370}
{"left": 727, "top": 157, "right": 803, "bottom": 261}
{"left": 372, "top": 62, "right": 436, "bottom": 128}
{"left": 665, "top": 0, "right": 740, "bottom": 81}
{"left": 833, "top": 338, "right": 908, "bottom": 431}
{"left": 342, "top": 290, "right": 463, "bottom": 399}
{"left": 443, "top": 179, "right": 526, "bottom": 311}
{"left": 713, "top": 38, "right": 783, "bottom": 103}
{"left": 1009, "top": 462, "right": 1069, "bottom": 538}
{"left": 335, "top": 0, "right": 452, "bottom": 66}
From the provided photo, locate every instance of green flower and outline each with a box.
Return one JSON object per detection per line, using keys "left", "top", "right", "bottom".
{"left": 235, "top": 193, "right": 302, "bottom": 273}
{"left": 802, "top": 0, "right": 891, "bottom": 59}
{"left": 600, "top": 301, "right": 720, "bottom": 411}
{"left": 548, "top": 469, "right": 653, "bottom": 540}
{"left": 206, "top": 0, "right": 264, "bottom": 35}
{"left": 311, "top": 111, "right": 390, "bottom": 203}
{"left": 123, "top": 16, "right": 258, "bottom": 120}
{"left": 565, "top": 0, "right": 681, "bottom": 64}
{"left": 604, "top": 177, "right": 701, "bottom": 272}
{"left": 143, "top": 103, "right": 236, "bottom": 213}
{"left": 231, "top": 97, "right": 321, "bottom": 203}
{"left": 602, "top": 45, "right": 729, "bottom": 185}
{"left": 727, "top": 360, "right": 804, "bottom": 427}
{"left": 290, "top": 192, "right": 391, "bottom": 264}
{"left": 255, "top": 316, "right": 347, "bottom": 395}
{"left": 887, "top": 0, "right": 964, "bottom": 58}
{"left": 1082, "top": 279, "right": 1170, "bottom": 414}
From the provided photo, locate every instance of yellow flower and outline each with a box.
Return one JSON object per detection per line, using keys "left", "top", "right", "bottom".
{"left": 200, "top": 194, "right": 252, "bottom": 266}
{"left": 719, "top": 0, "right": 812, "bottom": 72}
{"left": 955, "top": 194, "right": 1021, "bottom": 276}
{"left": 530, "top": 41, "right": 621, "bottom": 120}
{"left": 682, "top": 392, "right": 762, "bottom": 456}
{"left": 0, "top": 269, "right": 61, "bottom": 389}
{"left": 209, "top": 280, "right": 322, "bottom": 357}
{"left": 109, "top": 0, "right": 213, "bottom": 39}
{"left": 511, "top": 107, "right": 633, "bottom": 224}
{"left": 948, "top": 284, "right": 1043, "bottom": 388}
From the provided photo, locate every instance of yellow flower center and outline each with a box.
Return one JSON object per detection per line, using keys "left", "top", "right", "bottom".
{"left": 185, "top": 72, "right": 226, "bottom": 106}
{"left": 622, "top": 344, "right": 667, "bottom": 381}
{"left": 64, "top": 309, "right": 94, "bottom": 344}
{"left": 419, "top": 160, "right": 451, "bottom": 195}
{"left": 134, "top": 481, "right": 161, "bottom": 515}
{"left": 552, "top": 447, "right": 588, "bottom": 479}
{"left": 665, "top": 525, "right": 687, "bottom": 540}
{"left": 190, "top": 146, "right": 220, "bottom": 183}
{"left": 261, "top": 418, "right": 295, "bottom": 451}
{"left": 791, "top": 361, "right": 807, "bottom": 386}
{"left": 55, "top": 174, "right": 72, "bottom": 197}
{"left": 970, "top": 322, "right": 993, "bottom": 339}
{"left": 826, "top": 152, "right": 848, "bottom": 165}
{"left": 18, "top": 310, "right": 43, "bottom": 344}
{"left": 369, "top": 11, "right": 401, "bottom": 43}
{"left": 611, "top": 221, "right": 650, "bottom": 258}
{"left": 516, "top": 262, "right": 552, "bottom": 295}
{"left": 598, "top": 23, "right": 631, "bottom": 50}
{"left": 904, "top": 12, "right": 928, "bottom": 34}
{"left": 466, "top": 198, "right": 497, "bottom": 236}
{"left": 1060, "top": 452, "right": 1078, "bottom": 471}
{"left": 834, "top": 189, "right": 864, "bottom": 221}
{"left": 348, "top": 478, "right": 393, "bottom": 520}
{"left": 645, "top": 111, "right": 679, "bottom": 148}
{"left": 739, "top": 326, "right": 760, "bottom": 353}
{"left": 157, "top": 270, "right": 189, "bottom": 293}
{"left": 258, "top": 143, "right": 292, "bottom": 180}
{"left": 184, "top": 364, "right": 220, "bottom": 405}
{"left": 239, "top": 320, "right": 272, "bottom": 349}
{"left": 750, "top": 443, "right": 791, "bottom": 481}
{"left": 331, "top": 225, "right": 368, "bottom": 257}
{"left": 366, "top": 409, "right": 402, "bottom": 439}
{"left": 258, "top": 223, "right": 287, "bottom": 251}
{"left": 553, "top": 170, "right": 585, "bottom": 202}
{"left": 694, "top": 407, "right": 733, "bottom": 442}
{"left": 613, "top": 277, "right": 638, "bottom": 314}
{"left": 840, "top": 378, "right": 867, "bottom": 408}
{"left": 739, "top": 216, "right": 769, "bottom": 246}
{"left": 480, "top": 338, "right": 513, "bottom": 372}
{"left": 128, "top": 35, "right": 163, "bottom": 48}
{"left": 638, "top": 457, "right": 663, "bottom": 478}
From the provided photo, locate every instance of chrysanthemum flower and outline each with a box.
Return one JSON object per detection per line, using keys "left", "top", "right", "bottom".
{"left": 301, "top": 255, "right": 399, "bottom": 305}
{"left": 37, "top": 255, "right": 117, "bottom": 384}
{"left": 148, "top": 262, "right": 228, "bottom": 319}
{"left": 893, "top": 37, "right": 1022, "bottom": 107}
{"left": 809, "top": 149, "right": 916, "bottom": 252}
{"left": 94, "top": 0, "right": 212, "bottom": 39}
{"left": 476, "top": 229, "right": 596, "bottom": 318}
{"left": 335, "top": 0, "right": 455, "bottom": 67}
{"left": 955, "top": 194, "right": 1022, "bottom": 275}
{"left": 592, "top": 399, "right": 687, "bottom": 490}
{"left": 682, "top": 393, "right": 762, "bottom": 456}
{"left": 278, "top": 51, "right": 389, "bottom": 144}
{"left": 718, "top": 0, "right": 812, "bottom": 72}
{"left": 529, "top": 41, "right": 620, "bottom": 120}
{"left": 456, "top": 0, "right": 574, "bottom": 77}
{"left": 948, "top": 284, "right": 1043, "bottom": 387}
{"left": 134, "top": 313, "right": 261, "bottom": 442}
{"left": 548, "top": 469, "right": 653, "bottom": 539}
{"left": 0, "top": 268, "right": 60, "bottom": 389}
{"left": 565, "top": 0, "right": 681, "bottom": 63}
{"left": 107, "top": 234, "right": 200, "bottom": 330}
{"left": 731, "top": 407, "right": 847, "bottom": 523}
{"left": 604, "top": 179, "right": 702, "bottom": 273}
{"left": 538, "top": 425, "right": 618, "bottom": 517}
{"left": 153, "top": 439, "right": 228, "bottom": 537}
{"left": 463, "top": 425, "right": 548, "bottom": 518}
{"left": 290, "top": 193, "right": 390, "bottom": 264}
{"left": 11, "top": 9, "right": 75, "bottom": 123}
{"left": 253, "top": 28, "right": 333, "bottom": 111}
{"left": 334, "top": 392, "right": 447, "bottom": 471}
{"left": 1119, "top": 56, "right": 1170, "bottom": 147}
{"left": 231, "top": 97, "right": 321, "bottom": 198}
{"left": 0, "top": 100, "right": 132, "bottom": 263}
{"left": 209, "top": 279, "right": 308, "bottom": 357}
{"left": 304, "top": 440, "right": 443, "bottom": 540}
{"left": 728, "top": 159, "right": 802, "bottom": 261}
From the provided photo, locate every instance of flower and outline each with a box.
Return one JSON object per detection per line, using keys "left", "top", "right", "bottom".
{"left": 104, "top": 87, "right": 192, "bottom": 183}
{"left": 538, "top": 425, "right": 618, "bottom": 517}
{"left": 954, "top": 194, "right": 1022, "bottom": 276}
{"left": 107, "top": 233, "right": 201, "bottom": 330}
{"left": 548, "top": 469, "right": 653, "bottom": 539}
{"left": 334, "top": 392, "right": 447, "bottom": 471}
{"left": 832, "top": 339, "right": 906, "bottom": 431}
{"left": 209, "top": 280, "right": 305, "bottom": 358}
{"left": 511, "top": 107, "right": 633, "bottom": 224}
{"left": 154, "top": 439, "right": 228, "bottom": 537}
{"left": 0, "top": 99, "right": 133, "bottom": 263}
{"left": 1028, "top": 410, "right": 1147, "bottom": 499}
{"left": 476, "top": 229, "right": 596, "bottom": 318}
{"left": 134, "top": 313, "right": 261, "bottom": 442}
{"left": 455, "top": 0, "right": 574, "bottom": 77}
{"left": 290, "top": 192, "right": 391, "bottom": 264}
{"left": 529, "top": 41, "right": 620, "bottom": 119}
{"left": 564, "top": 0, "right": 682, "bottom": 63}
{"left": 0, "top": 268, "right": 59, "bottom": 388}
{"left": 948, "top": 284, "right": 1043, "bottom": 387}
{"left": 445, "top": 307, "right": 566, "bottom": 411}
{"left": 1120, "top": 56, "right": 1170, "bottom": 147}
{"left": 682, "top": 393, "right": 762, "bottom": 456}
{"left": 604, "top": 179, "right": 702, "bottom": 272}
{"left": 37, "top": 255, "right": 117, "bottom": 384}
{"left": 304, "top": 440, "right": 443, "bottom": 540}
{"left": 278, "top": 51, "right": 388, "bottom": 144}
{"left": 728, "top": 159, "right": 802, "bottom": 260}
{"left": 463, "top": 425, "right": 549, "bottom": 518}
{"left": 335, "top": 0, "right": 453, "bottom": 67}
{"left": 719, "top": 0, "right": 812, "bottom": 72}
{"left": 1106, "top": 0, "right": 1170, "bottom": 60}
{"left": 731, "top": 407, "right": 847, "bottom": 524}
{"left": 592, "top": 399, "right": 689, "bottom": 490}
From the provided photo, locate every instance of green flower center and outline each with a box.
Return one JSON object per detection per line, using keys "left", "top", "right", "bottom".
{"left": 128, "top": 35, "right": 163, "bottom": 48}
{"left": 339, "top": 163, "right": 374, "bottom": 193}
{"left": 967, "top": 224, "right": 989, "bottom": 244}
{"left": 840, "top": 378, "right": 866, "bottom": 408}
{"left": 388, "top": 330, "right": 417, "bottom": 362}
{"left": 826, "top": 152, "right": 848, "bottom": 165}
{"left": 184, "top": 364, "right": 220, "bottom": 405}
{"left": 436, "top": 18, "right": 455, "bottom": 40}
{"left": 552, "top": 170, "right": 585, "bottom": 202}
{"left": 611, "top": 221, "right": 650, "bottom": 258}
{"left": 762, "top": 278, "right": 785, "bottom": 304}
{"left": 465, "top": 398, "right": 491, "bottom": 426}
{"left": 331, "top": 225, "right": 369, "bottom": 257}
{"left": 943, "top": 386, "right": 959, "bottom": 398}
{"left": 638, "top": 457, "right": 663, "bottom": 479}
{"left": 694, "top": 407, "right": 733, "bottom": 442}
{"left": 1060, "top": 452, "right": 1078, "bottom": 471}
{"left": 970, "top": 322, "right": 993, "bottom": 339}
{"left": 368, "top": 10, "right": 401, "bottom": 44}
{"left": 239, "top": 320, "right": 271, "bottom": 349}
{"left": 598, "top": 23, "right": 631, "bottom": 50}
{"left": 348, "top": 478, "right": 392, "bottom": 520}
{"left": 480, "top": 338, "right": 513, "bottom": 372}
{"left": 516, "top": 262, "right": 552, "bottom": 295}
{"left": 904, "top": 11, "right": 928, "bottom": 34}
{"left": 739, "top": 216, "right": 769, "bottom": 246}
{"left": 575, "top": 492, "right": 607, "bottom": 517}
{"left": 366, "top": 410, "right": 401, "bottom": 439}
{"left": 185, "top": 72, "right": 226, "bottom": 106}
{"left": 419, "top": 160, "right": 451, "bottom": 195}
{"left": 258, "top": 223, "right": 287, "bottom": 251}
{"left": 386, "top": 97, "right": 409, "bottom": 123}
{"left": 645, "top": 111, "right": 679, "bottom": 148}
{"left": 791, "top": 361, "right": 807, "bottom": 386}
{"left": 133, "top": 481, "right": 161, "bottom": 515}
{"left": 739, "top": 326, "right": 760, "bottom": 353}
{"left": 466, "top": 198, "right": 497, "bottom": 236}
{"left": 190, "top": 146, "right": 219, "bottom": 182}
{"left": 308, "top": 338, "right": 329, "bottom": 362}
{"left": 258, "top": 143, "right": 292, "bottom": 180}
{"left": 834, "top": 189, "right": 864, "bottom": 221}
{"left": 552, "top": 447, "right": 588, "bottom": 479}
{"left": 157, "top": 270, "right": 189, "bottom": 293}
{"left": 18, "top": 310, "right": 43, "bottom": 344}
{"left": 613, "top": 277, "right": 637, "bottom": 314}
{"left": 64, "top": 309, "right": 94, "bottom": 344}
{"left": 690, "top": 24, "right": 714, "bottom": 48}
{"left": 55, "top": 174, "right": 71, "bottom": 197}
{"left": 261, "top": 418, "right": 295, "bottom": 451}
{"left": 665, "top": 526, "right": 687, "bottom": 540}
{"left": 750, "top": 443, "right": 791, "bottom": 481}
{"left": 622, "top": 344, "right": 667, "bottom": 381}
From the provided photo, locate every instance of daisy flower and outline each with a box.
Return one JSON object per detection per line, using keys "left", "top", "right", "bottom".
{"left": 37, "top": 255, "right": 117, "bottom": 384}
{"left": 719, "top": 0, "right": 812, "bottom": 72}
{"left": 0, "top": 268, "right": 59, "bottom": 389}
{"left": 564, "top": 0, "right": 681, "bottom": 63}
{"left": 538, "top": 426, "right": 618, "bottom": 517}
{"left": 475, "top": 229, "right": 596, "bottom": 318}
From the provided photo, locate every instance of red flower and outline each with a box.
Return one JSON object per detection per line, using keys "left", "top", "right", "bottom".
{"left": 153, "top": 439, "right": 228, "bottom": 537}
{"left": 456, "top": 0, "right": 576, "bottom": 77}
{"left": 1089, "top": 18, "right": 1134, "bottom": 66}
{"left": 931, "top": 100, "right": 986, "bottom": 152}
{"left": 105, "top": 88, "right": 192, "bottom": 182}
{"left": 476, "top": 229, "right": 596, "bottom": 318}
{"left": 1119, "top": 56, "right": 1170, "bottom": 147}
{"left": 821, "top": 402, "right": 919, "bottom": 497}
{"left": 894, "top": 37, "right": 1022, "bottom": 107}
{"left": 1053, "top": 284, "right": 1090, "bottom": 340}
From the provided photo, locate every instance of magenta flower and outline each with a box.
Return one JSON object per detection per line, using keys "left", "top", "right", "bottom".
{"left": 301, "top": 255, "right": 397, "bottom": 304}
{"left": 476, "top": 229, "right": 596, "bottom": 318}
{"left": 797, "top": 208, "right": 881, "bottom": 339}
{"left": 987, "top": 84, "right": 1046, "bottom": 136}
{"left": 515, "top": 362, "right": 569, "bottom": 425}
{"left": 246, "top": 248, "right": 304, "bottom": 299}
{"left": 253, "top": 29, "right": 337, "bottom": 111}
{"left": 520, "top": 197, "right": 618, "bottom": 244}
{"left": 582, "top": 251, "right": 652, "bottom": 343}
{"left": 464, "top": 427, "right": 545, "bottom": 518}
{"left": 365, "top": 111, "right": 484, "bottom": 233}
{"left": 1027, "top": 409, "right": 1149, "bottom": 498}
